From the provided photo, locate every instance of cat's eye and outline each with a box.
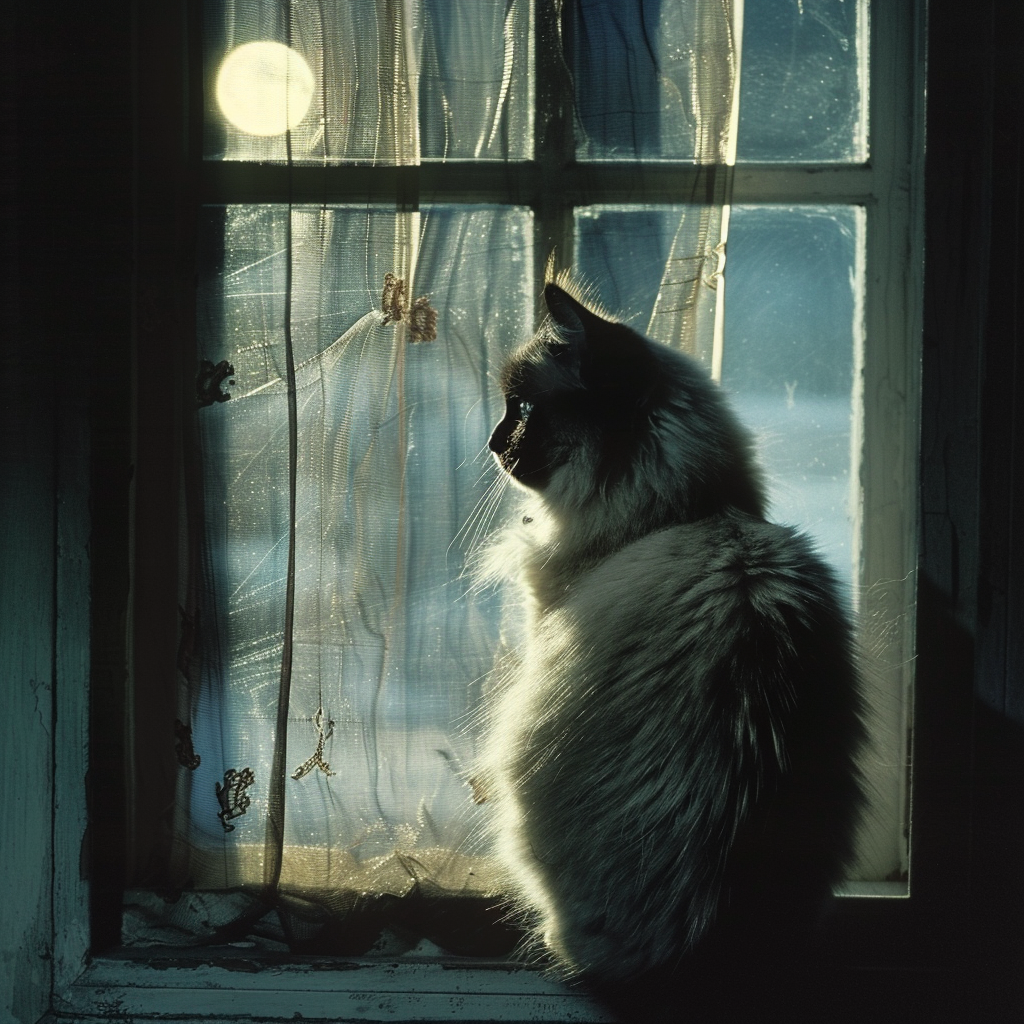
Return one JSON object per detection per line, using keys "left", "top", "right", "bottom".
{"left": 506, "top": 395, "right": 533, "bottom": 423}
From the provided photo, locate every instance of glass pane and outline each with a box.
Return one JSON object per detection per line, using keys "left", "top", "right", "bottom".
{"left": 737, "top": 0, "right": 867, "bottom": 162}
{"left": 574, "top": 208, "right": 677, "bottom": 321}
{"left": 419, "top": 0, "right": 533, "bottom": 160}
{"left": 574, "top": 204, "right": 860, "bottom": 591}
{"left": 720, "top": 205, "right": 860, "bottom": 588}
{"left": 204, "top": 0, "right": 532, "bottom": 164}
{"left": 574, "top": 204, "right": 901, "bottom": 884}
{"left": 568, "top": 0, "right": 738, "bottom": 161}
{"left": 187, "top": 204, "right": 532, "bottom": 888}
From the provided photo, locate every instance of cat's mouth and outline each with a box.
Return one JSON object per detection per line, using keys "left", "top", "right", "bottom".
{"left": 493, "top": 448, "right": 528, "bottom": 483}
{"left": 492, "top": 446, "right": 555, "bottom": 490}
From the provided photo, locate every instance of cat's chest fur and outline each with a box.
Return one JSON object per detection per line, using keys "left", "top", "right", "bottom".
{"left": 492, "top": 511, "right": 793, "bottom": 765}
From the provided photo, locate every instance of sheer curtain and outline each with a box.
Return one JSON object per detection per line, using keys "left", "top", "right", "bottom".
{"left": 125, "top": 0, "right": 742, "bottom": 952}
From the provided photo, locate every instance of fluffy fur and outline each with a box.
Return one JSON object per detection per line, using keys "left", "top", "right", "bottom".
{"left": 477, "top": 283, "right": 865, "bottom": 988}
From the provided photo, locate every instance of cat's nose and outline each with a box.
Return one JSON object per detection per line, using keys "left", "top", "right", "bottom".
{"left": 489, "top": 418, "right": 512, "bottom": 454}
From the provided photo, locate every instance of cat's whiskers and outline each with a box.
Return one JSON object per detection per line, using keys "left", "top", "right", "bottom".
{"left": 448, "top": 457, "right": 514, "bottom": 580}
{"left": 466, "top": 477, "right": 510, "bottom": 564}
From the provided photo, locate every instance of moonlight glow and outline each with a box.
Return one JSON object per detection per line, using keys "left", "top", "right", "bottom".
{"left": 216, "top": 42, "right": 315, "bottom": 136}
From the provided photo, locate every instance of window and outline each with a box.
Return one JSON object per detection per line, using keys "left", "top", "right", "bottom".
{"left": 18, "top": 0, "right": 1024, "bottom": 1021}
{"left": 126, "top": 0, "right": 911, "bottom": 963}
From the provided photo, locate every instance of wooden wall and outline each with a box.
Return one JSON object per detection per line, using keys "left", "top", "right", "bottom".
{"left": 2, "top": 3, "right": 132, "bottom": 1020}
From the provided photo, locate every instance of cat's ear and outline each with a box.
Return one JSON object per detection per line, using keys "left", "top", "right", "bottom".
{"left": 544, "top": 283, "right": 598, "bottom": 343}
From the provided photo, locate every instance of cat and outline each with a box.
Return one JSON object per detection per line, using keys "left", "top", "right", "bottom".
{"left": 476, "top": 282, "right": 866, "bottom": 1017}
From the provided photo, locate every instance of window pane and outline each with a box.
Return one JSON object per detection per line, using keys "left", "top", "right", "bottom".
{"left": 204, "top": 0, "right": 532, "bottom": 164}
{"left": 574, "top": 204, "right": 909, "bottom": 884}
{"left": 720, "top": 205, "right": 860, "bottom": 589}
{"left": 737, "top": 0, "right": 867, "bottom": 162}
{"left": 566, "top": 0, "right": 867, "bottom": 165}
{"left": 185, "top": 204, "right": 532, "bottom": 889}
{"left": 568, "top": 0, "right": 738, "bottom": 162}
{"left": 574, "top": 203, "right": 860, "bottom": 591}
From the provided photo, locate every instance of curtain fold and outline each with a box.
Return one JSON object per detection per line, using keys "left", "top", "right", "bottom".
{"left": 126, "top": 0, "right": 743, "bottom": 953}
{"left": 645, "top": 0, "right": 742, "bottom": 378}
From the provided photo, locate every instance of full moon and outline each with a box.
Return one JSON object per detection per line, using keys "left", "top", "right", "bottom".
{"left": 216, "top": 42, "right": 315, "bottom": 137}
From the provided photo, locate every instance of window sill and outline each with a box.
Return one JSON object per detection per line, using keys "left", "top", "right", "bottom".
{"left": 53, "top": 888, "right": 916, "bottom": 1022}
{"left": 54, "top": 951, "right": 614, "bottom": 1022}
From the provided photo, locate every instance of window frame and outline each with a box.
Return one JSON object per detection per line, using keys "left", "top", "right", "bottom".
{"left": 12, "top": 0, "right": 1020, "bottom": 1020}
{"left": 147, "top": 0, "right": 916, "bottom": 900}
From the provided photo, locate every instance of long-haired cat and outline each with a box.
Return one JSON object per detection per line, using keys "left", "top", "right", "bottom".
{"left": 477, "top": 282, "right": 865, "bottom": 1020}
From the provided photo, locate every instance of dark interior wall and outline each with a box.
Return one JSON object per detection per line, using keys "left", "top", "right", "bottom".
{"left": 917, "top": 2, "right": 1024, "bottom": 1020}
{"left": 943, "top": 2, "right": 1024, "bottom": 1017}
{"left": 2, "top": 4, "right": 133, "bottom": 1019}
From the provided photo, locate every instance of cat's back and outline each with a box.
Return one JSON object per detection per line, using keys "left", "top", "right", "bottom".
{"left": 547, "top": 511, "right": 849, "bottom": 671}
{"left": 532, "top": 510, "right": 861, "bottom": 794}
{"left": 496, "top": 511, "right": 863, "bottom": 980}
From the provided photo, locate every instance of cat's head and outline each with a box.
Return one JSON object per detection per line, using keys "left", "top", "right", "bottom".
{"left": 489, "top": 283, "right": 765, "bottom": 523}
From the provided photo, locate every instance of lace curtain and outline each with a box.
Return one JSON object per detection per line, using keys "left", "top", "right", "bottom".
{"left": 126, "top": 0, "right": 743, "bottom": 951}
